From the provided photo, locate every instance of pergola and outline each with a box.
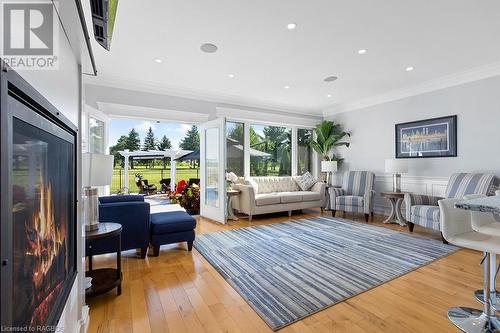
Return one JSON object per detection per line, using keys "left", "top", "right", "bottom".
{"left": 118, "top": 149, "right": 192, "bottom": 191}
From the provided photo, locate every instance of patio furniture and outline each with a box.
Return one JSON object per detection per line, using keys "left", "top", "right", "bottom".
{"left": 404, "top": 173, "right": 498, "bottom": 241}
{"left": 136, "top": 176, "right": 157, "bottom": 195}
{"left": 234, "top": 176, "right": 325, "bottom": 221}
{"left": 329, "top": 171, "right": 376, "bottom": 222}
{"left": 90, "top": 195, "right": 150, "bottom": 258}
{"left": 188, "top": 178, "right": 200, "bottom": 186}
{"left": 159, "top": 178, "right": 171, "bottom": 193}
{"left": 150, "top": 211, "right": 197, "bottom": 256}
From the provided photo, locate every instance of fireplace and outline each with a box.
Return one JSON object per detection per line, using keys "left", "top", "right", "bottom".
{"left": 1, "top": 65, "right": 77, "bottom": 329}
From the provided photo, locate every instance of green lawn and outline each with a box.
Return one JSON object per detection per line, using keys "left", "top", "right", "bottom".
{"left": 112, "top": 165, "right": 199, "bottom": 194}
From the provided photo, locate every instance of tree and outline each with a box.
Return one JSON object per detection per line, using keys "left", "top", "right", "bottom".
{"left": 179, "top": 125, "right": 200, "bottom": 168}
{"left": 126, "top": 128, "right": 141, "bottom": 151}
{"left": 142, "top": 126, "right": 157, "bottom": 151}
{"left": 158, "top": 135, "right": 172, "bottom": 150}
{"left": 179, "top": 125, "right": 200, "bottom": 151}
{"left": 263, "top": 126, "right": 287, "bottom": 173}
{"left": 158, "top": 135, "right": 172, "bottom": 169}
{"left": 109, "top": 135, "right": 128, "bottom": 167}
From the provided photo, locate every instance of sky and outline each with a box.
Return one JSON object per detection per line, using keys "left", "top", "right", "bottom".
{"left": 108, "top": 118, "right": 193, "bottom": 149}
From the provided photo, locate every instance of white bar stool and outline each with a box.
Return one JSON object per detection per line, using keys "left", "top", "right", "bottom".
{"left": 465, "top": 194, "right": 500, "bottom": 304}
{"left": 439, "top": 197, "right": 500, "bottom": 332}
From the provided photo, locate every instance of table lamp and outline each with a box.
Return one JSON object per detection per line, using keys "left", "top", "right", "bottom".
{"left": 385, "top": 159, "right": 408, "bottom": 193}
{"left": 82, "top": 153, "right": 114, "bottom": 231}
{"left": 321, "top": 160, "right": 338, "bottom": 185}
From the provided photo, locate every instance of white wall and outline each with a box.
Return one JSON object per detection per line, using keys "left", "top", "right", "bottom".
{"left": 16, "top": 5, "right": 86, "bottom": 333}
{"left": 326, "top": 75, "right": 500, "bottom": 213}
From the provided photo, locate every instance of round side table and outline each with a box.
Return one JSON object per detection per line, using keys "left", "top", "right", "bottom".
{"left": 380, "top": 191, "right": 407, "bottom": 226}
{"left": 85, "top": 222, "right": 122, "bottom": 297}
{"left": 227, "top": 189, "right": 241, "bottom": 221}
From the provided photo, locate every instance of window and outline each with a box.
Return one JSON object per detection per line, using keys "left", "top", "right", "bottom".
{"left": 89, "top": 116, "right": 105, "bottom": 153}
{"left": 250, "top": 124, "right": 291, "bottom": 176}
{"left": 297, "top": 128, "right": 313, "bottom": 175}
{"left": 226, "top": 121, "right": 245, "bottom": 177}
{"left": 205, "top": 127, "right": 220, "bottom": 207}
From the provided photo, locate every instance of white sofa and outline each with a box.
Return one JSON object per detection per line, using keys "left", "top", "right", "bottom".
{"left": 233, "top": 176, "right": 326, "bottom": 221}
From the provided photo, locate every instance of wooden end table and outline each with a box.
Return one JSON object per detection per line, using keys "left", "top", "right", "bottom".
{"left": 85, "top": 222, "right": 122, "bottom": 297}
{"left": 227, "top": 189, "right": 241, "bottom": 221}
{"left": 380, "top": 191, "right": 407, "bottom": 226}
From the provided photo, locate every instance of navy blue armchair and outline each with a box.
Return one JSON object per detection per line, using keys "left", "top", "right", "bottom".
{"left": 86, "top": 195, "right": 150, "bottom": 258}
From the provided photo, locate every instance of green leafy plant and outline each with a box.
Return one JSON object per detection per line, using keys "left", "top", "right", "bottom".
{"left": 309, "top": 120, "right": 350, "bottom": 162}
{"left": 169, "top": 184, "right": 200, "bottom": 214}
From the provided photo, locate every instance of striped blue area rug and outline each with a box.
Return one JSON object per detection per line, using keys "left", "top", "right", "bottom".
{"left": 194, "top": 216, "right": 457, "bottom": 331}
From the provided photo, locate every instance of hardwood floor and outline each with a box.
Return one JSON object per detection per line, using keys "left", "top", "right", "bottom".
{"left": 87, "top": 209, "right": 481, "bottom": 333}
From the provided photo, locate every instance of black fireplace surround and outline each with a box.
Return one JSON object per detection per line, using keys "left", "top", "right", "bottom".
{"left": 0, "top": 63, "right": 78, "bottom": 330}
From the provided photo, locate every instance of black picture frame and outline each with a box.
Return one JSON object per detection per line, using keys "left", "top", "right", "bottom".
{"left": 395, "top": 115, "right": 457, "bottom": 159}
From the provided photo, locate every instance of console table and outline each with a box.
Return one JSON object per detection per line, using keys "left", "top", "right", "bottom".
{"left": 85, "top": 222, "right": 122, "bottom": 297}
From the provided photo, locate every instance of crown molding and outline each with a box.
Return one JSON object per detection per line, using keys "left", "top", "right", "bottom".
{"left": 323, "top": 61, "right": 500, "bottom": 117}
{"left": 217, "top": 107, "right": 319, "bottom": 127}
{"left": 84, "top": 74, "right": 323, "bottom": 117}
{"left": 96, "top": 102, "right": 210, "bottom": 124}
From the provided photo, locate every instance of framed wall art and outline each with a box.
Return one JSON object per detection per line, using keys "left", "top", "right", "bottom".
{"left": 395, "top": 115, "right": 457, "bottom": 158}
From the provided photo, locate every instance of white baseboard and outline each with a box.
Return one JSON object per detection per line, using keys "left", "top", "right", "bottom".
{"left": 79, "top": 305, "right": 90, "bottom": 333}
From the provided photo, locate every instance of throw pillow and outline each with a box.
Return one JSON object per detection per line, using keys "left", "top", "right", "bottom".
{"left": 295, "top": 172, "right": 318, "bottom": 191}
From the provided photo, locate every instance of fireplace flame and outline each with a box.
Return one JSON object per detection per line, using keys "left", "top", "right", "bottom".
{"left": 26, "top": 172, "right": 66, "bottom": 289}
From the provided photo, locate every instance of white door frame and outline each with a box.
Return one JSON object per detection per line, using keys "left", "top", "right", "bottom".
{"left": 200, "top": 118, "right": 226, "bottom": 223}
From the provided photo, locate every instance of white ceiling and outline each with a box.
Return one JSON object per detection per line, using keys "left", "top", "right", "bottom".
{"left": 86, "top": 0, "right": 500, "bottom": 115}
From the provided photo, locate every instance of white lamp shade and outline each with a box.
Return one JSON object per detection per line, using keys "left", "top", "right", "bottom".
{"left": 82, "top": 153, "right": 114, "bottom": 187}
{"left": 385, "top": 159, "right": 408, "bottom": 174}
{"left": 321, "top": 160, "right": 338, "bottom": 172}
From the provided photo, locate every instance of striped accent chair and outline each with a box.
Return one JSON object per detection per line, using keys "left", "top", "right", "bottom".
{"left": 404, "top": 173, "right": 499, "bottom": 243}
{"left": 330, "top": 171, "right": 376, "bottom": 222}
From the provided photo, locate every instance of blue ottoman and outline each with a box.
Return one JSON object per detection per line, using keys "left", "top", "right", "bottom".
{"left": 150, "top": 211, "right": 197, "bottom": 256}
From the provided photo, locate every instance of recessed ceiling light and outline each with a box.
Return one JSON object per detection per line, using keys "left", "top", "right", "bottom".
{"left": 200, "top": 43, "right": 218, "bottom": 53}
{"left": 358, "top": 49, "right": 367, "bottom": 54}
{"left": 284, "top": 85, "right": 290, "bottom": 89}
{"left": 287, "top": 23, "right": 297, "bottom": 30}
{"left": 228, "top": 74, "right": 235, "bottom": 78}
{"left": 406, "top": 66, "right": 414, "bottom": 71}
{"left": 154, "top": 58, "right": 163, "bottom": 63}
{"left": 323, "top": 76, "right": 338, "bottom": 82}
{"left": 326, "top": 94, "right": 332, "bottom": 98}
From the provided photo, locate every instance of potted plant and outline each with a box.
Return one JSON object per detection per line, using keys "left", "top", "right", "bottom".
{"left": 309, "top": 120, "right": 350, "bottom": 162}
{"left": 169, "top": 184, "right": 200, "bottom": 215}
{"left": 226, "top": 171, "right": 238, "bottom": 190}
